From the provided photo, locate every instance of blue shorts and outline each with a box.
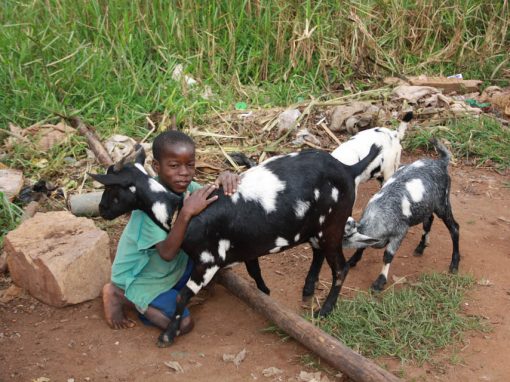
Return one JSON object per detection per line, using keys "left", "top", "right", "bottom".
{"left": 138, "top": 259, "right": 193, "bottom": 326}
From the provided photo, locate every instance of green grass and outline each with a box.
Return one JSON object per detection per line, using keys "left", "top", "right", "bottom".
{"left": 0, "top": 192, "right": 24, "bottom": 247}
{"left": 1, "top": 0, "right": 508, "bottom": 137}
{"left": 315, "top": 273, "right": 488, "bottom": 364}
{"left": 405, "top": 116, "right": 510, "bottom": 169}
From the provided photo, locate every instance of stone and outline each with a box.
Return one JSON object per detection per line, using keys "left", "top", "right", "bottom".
{"left": 4, "top": 211, "right": 111, "bottom": 307}
{"left": 0, "top": 168, "right": 24, "bottom": 201}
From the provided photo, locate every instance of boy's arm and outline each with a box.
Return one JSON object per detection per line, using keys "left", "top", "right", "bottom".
{"left": 155, "top": 184, "right": 218, "bottom": 261}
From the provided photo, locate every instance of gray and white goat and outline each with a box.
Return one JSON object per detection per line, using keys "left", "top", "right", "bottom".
{"left": 90, "top": 145, "right": 380, "bottom": 347}
{"left": 343, "top": 139, "right": 460, "bottom": 291}
{"left": 331, "top": 111, "right": 413, "bottom": 193}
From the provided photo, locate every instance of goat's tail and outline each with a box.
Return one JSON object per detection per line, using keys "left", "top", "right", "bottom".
{"left": 430, "top": 138, "right": 451, "bottom": 165}
{"left": 344, "top": 144, "right": 382, "bottom": 180}
{"left": 396, "top": 111, "right": 414, "bottom": 140}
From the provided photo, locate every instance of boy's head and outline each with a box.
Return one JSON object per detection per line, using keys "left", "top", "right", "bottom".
{"left": 152, "top": 131, "right": 196, "bottom": 194}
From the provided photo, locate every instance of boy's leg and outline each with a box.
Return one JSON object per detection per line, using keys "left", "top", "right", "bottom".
{"left": 103, "top": 283, "right": 136, "bottom": 329}
{"left": 143, "top": 306, "right": 194, "bottom": 334}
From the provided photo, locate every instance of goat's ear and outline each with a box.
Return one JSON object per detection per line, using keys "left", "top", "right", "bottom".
{"left": 88, "top": 172, "right": 129, "bottom": 186}
{"left": 344, "top": 217, "right": 358, "bottom": 236}
{"left": 134, "top": 144, "right": 146, "bottom": 165}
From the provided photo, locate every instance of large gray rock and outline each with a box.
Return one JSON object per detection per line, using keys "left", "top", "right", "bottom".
{"left": 4, "top": 211, "right": 111, "bottom": 307}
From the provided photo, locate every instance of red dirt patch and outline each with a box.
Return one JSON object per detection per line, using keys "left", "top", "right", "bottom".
{"left": 1, "top": 157, "right": 509, "bottom": 381}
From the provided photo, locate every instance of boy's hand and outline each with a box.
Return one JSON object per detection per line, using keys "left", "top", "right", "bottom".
{"left": 215, "top": 171, "right": 241, "bottom": 196}
{"left": 180, "top": 184, "right": 218, "bottom": 219}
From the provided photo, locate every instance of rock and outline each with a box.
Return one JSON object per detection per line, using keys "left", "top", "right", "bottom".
{"left": 277, "top": 108, "right": 301, "bottom": 134}
{"left": 68, "top": 192, "right": 103, "bottom": 217}
{"left": 0, "top": 168, "right": 24, "bottom": 201}
{"left": 4, "top": 211, "right": 111, "bottom": 307}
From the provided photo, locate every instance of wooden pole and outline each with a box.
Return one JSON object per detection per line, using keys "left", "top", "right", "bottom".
{"left": 217, "top": 269, "right": 402, "bottom": 382}
{"left": 61, "top": 116, "right": 114, "bottom": 167}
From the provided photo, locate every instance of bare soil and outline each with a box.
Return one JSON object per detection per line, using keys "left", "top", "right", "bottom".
{"left": 1, "top": 155, "right": 509, "bottom": 382}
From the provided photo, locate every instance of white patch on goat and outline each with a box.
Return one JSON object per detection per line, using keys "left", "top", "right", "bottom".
{"left": 218, "top": 239, "right": 230, "bottom": 261}
{"left": 381, "top": 263, "right": 391, "bottom": 279}
{"left": 186, "top": 279, "right": 201, "bottom": 295}
{"left": 294, "top": 200, "right": 310, "bottom": 218}
{"left": 382, "top": 177, "right": 395, "bottom": 188}
{"left": 294, "top": 233, "right": 300, "bottom": 242}
{"left": 318, "top": 231, "right": 323, "bottom": 238}
{"left": 319, "top": 215, "right": 326, "bottom": 225}
{"left": 288, "top": 152, "right": 298, "bottom": 157}
{"left": 411, "top": 160, "right": 425, "bottom": 168}
{"left": 331, "top": 187, "right": 339, "bottom": 202}
{"left": 275, "top": 237, "right": 289, "bottom": 247}
{"left": 314, "top": 189, "right": 320, "bottom": 201}
{"left": 401, "top": 197, "right": 412, "bottom": 217}
{"left": 269, "top": 247, "right": 281, "bottom": 253}
{"left": 129, "top": 186, "right": 136, "bottom": 193}
{"left": 202, "top": 265, "right": 220, "bottom": 287}
{"left": 406, "top": 179, "right": 425, "bottom": 202}
{"left": 200, "top": 251, "right": 215, "bottom": 264}
{"left": 423, "top": 231, "right": 430, "bottom": 246}
{"left": 152, "top": 202, "right": 169, "bottom": 229}
{"left": 135, "top": 163, "right": 148, "bottom": 175}
{"left": 231, "top": 166, "right": 285, "bottom": 213}
{"left": 328, "top": 207, "right": 332, "bottom": 214}
{"left": 309, "top": 237, "right": 320, "bottom": 249}
{"left": 149, "top": 178, "right": 166, "bottom": 193}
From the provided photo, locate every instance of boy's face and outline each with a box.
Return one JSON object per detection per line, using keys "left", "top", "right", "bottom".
{"left": 153, "top": 143, "right": 196, "bottom": 194}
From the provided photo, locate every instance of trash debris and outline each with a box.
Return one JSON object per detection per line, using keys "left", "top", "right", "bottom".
{"left": 391, "top": 85, "right": 439, "bottom": 104}
{"left": 164, "top": 360, "right": 184, "bottom": 373}
{"left": 17, "top": 180, "right": 60, "bottom": 204}
{"left": 262, "top": 367, "right": 283, "bottom": 377}
{"left": 479, "top": 86, "right": 510, "bottom": 117}
{"left": 222, "top": 348, "right": 247, "bottom": 367}
{"left": 329, "top": 101, "right": 372, "bottom": 132}
{"left": 299, "top": 370, "right": 331, "bottom": 382}
{"left": 235, "top": 102, "right": 248, "bottom": 111}
{"left": 407, "top": 75, "right": 482, "bottom": 94}
{"left": 292, "top": 128, "right": 321, "bottom": 147}
{"left": 172, "top": 64, "right": 198, "bottom": 87}
{"left": 104, "top": 135, "right": 155, "bottom": 177}
{"left": 477, "top": 278, "right": 494, "bottom": 287}
{"left": 447, "top": 73, "right": 463, "bottom": 79}
{"left": 5, "top": 122, "right": 75, "bottom": 151}
{"left": 465, "top": 99, "right": 491, "bottom": 111}
{"left": 277, "top": 108, "right": 302, "bottom": 134}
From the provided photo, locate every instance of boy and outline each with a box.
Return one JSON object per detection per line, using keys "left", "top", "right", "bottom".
{"left": 103, "top": 130, "right": 239, "bottom": 334}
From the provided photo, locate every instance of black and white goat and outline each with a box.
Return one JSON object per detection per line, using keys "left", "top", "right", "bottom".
{"left": 343, "top": 139, "right": 460, "bottom": 291}
{"left": 91, "top": 145, "right": 380, "bottom": 347}
{"left": 331, "top": 112, "right": 413, "bottom": 192}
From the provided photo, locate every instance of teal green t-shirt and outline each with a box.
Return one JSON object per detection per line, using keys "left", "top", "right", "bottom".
{"left": 111, "top": 180, "right": 202, "bottom": 311}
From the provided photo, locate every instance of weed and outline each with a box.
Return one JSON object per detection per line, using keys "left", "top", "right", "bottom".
{"left": 315, "top": 273, "right": 490, "bottom": 364}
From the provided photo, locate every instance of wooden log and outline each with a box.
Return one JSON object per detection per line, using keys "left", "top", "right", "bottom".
{"left": 217, "top": 269, "right": 402, "bottom": 382}
{"left": 63, "top": 116, "right": 114, "bottom": 167}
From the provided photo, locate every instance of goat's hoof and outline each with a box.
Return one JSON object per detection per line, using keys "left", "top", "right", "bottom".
{"left": 259, "top": 286, "right": 271, "bottom": 295}
{"left": 370, "top": 275, "right": 386, "bottom": 292}
{"left": 413, "top": 248, "right": 424, "bottom": 257}
{"left": 157, "top": 333, "right": 174, "bottom": 348}
{"left": 449, "top": 265, "right": 459, "bottom": 274}
{"left": 313, "top": 307, "right": 331, "bottom": 318}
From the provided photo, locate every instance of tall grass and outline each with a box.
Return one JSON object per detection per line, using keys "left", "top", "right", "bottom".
{"left": 1, "top": 0, "right": 508, "bottom": 136}
{"left": 0, "top": 192, "right": 23, "bottom": 247}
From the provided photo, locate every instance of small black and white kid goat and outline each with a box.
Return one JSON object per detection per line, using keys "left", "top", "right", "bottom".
{"left": 343, "top": 138, "right": 460, "bottom": 291}
{"left": 91, "top": 144, "right": 380, "bottom": 347}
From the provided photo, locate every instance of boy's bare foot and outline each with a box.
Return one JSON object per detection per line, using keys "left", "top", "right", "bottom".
{"left": 103, "top": 283, "right": 136, "bottom": 329}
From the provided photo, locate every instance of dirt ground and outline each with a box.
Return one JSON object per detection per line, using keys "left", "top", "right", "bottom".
{"left": 1, "top": 154, "right": 509, "bottom": 382}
